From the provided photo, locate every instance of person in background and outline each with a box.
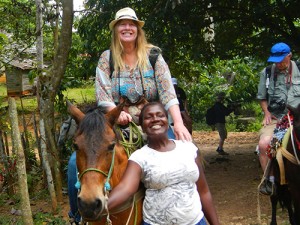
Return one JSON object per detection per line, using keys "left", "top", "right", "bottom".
{"left": 108, "top": 102, "right": 220, "bottom": 225}
{"left": 257, "top": 42, "right": 300, "bottom": 195}
{"left": 213, "top": 92, "right": 233, "bottom": 155}
{"left": 67, "top": 7, "right": 191, "bottom": 224}
{"left": 172, "top": 77, "right": 193, "bottom": 134}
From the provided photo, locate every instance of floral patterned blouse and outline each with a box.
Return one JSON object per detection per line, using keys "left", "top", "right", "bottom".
{"left": 95, "top": 50, "right": 178, "bottom": 112}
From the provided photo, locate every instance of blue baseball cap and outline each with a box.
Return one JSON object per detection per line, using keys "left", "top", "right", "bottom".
{"left": 267, "top": 42, "right": 291, "bottom": 63}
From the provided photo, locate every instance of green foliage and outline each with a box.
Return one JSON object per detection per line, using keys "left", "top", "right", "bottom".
{"left": 238, "top": 101, "right": 263, "bottom": 132}
{"left": 0, "top": 32, "right": 8, "bottom": 52}
{"left": 71, "top": 0, "right": 300, "bottom": 84}
{"left": 193, "top": 101, "right": 263, "bottom": 132}
{"left": 0, "top": 209, "right": 66, "bottom": 225}
{"left": 33, "top": 212, "right": 66, "bottom": 225}
{"left": 184, "top": 57, "right": 260, "bottom": 122}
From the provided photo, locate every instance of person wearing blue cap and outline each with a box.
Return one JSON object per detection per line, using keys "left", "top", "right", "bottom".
{"left": 257, "top": 42, "right": 300, "bottom": 195}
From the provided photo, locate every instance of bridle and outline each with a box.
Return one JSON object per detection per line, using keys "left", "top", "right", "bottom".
{"left": 75, "top": 122, "right": 144, "bottom": 225}
{"left": 75, "top": 146, "right": 116, "bottom": 225}
{"left": 59, "top": 117, "right": 73, "bottom": 143}
{"left": 75, "top": 145, "right": 116, "bottom": 192}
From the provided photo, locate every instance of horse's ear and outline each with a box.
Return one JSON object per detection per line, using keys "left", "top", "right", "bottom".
{"left": 67, "top": 101, "right": 85, "bottom": 124}
{"left": 105, "top": 102, "right": 125, "bottom": 127}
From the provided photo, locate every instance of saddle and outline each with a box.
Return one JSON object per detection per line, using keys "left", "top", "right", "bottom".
{"left": 120, "top": 96, "right": 149, "bottom": 125}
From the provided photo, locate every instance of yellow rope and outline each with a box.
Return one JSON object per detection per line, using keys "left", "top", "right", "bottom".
{"left": 117, "top": 122, "right": 144, "bottom": 157}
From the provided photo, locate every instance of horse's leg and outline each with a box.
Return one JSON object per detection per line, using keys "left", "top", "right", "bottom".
{"left": 281, "top": 185, "right": 296, "bottom": 225}
{"left": 270, "top": 194, "right": 278, "bottom": 225}
{"left": 290, "top": 185, "right": 300, "bottom": 225}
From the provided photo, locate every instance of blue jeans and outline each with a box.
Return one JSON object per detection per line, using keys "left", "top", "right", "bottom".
{"left": 142, "top": 217, "right": 207, "bottom": 225}
{"left": 67, "top": 126, "right": 176, "bottom": 222}
{"left": 67, "top": 151, "right": 81, "bottom": 223}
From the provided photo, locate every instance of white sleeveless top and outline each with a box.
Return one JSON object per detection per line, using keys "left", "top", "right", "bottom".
{"left": 129, "top": 140, "right": 204, "bottom": 225}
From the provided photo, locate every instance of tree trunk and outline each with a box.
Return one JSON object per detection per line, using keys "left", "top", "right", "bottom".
{"left": 35, "top": 0, "right": 58, "bottom": 210}
{"left": 35, "top": 0, "right": 73, "bottom": 204}
{"left": 4, "top": 132, "right": 9, "bottom": 156}
{"left": 8, "top": 98, "right": 33, "bottom": 225}
{"left": 39, "top": 118, "right": 58, "bottom": 212}
{"left": 20, "top": 97, "right": 33, "bottom": 169}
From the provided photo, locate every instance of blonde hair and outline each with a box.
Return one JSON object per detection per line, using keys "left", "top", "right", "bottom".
{"left": 110, "top": 22, "right": 156, "bottom": 72}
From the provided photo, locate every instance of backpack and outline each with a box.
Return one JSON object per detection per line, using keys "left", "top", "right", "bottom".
{"left": 205, "top": 105, "right": 216, "bottom": 126}
{"left": 109, "top": 47, "right": 161, "bottom": 78}
{"left": 265, "top": 61, "right": 300, "bottom": 100}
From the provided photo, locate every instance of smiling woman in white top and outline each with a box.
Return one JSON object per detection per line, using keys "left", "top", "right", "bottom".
{"left": 108, "top": 102, "right": 220, "bottom": 225}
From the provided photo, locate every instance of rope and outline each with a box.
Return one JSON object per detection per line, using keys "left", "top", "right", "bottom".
{"left": 79, "top": 168, "right": 108, "bottom": 180}
{"left": 257, "top": 191, "right": 261, "bottom": 225}
{"left": 257, "top": 158, "right": 271, "bottom": 191}
{"left": 104, "top": 190, "right": 112, "bottom": 225}
{"left": 125, "top": 195, "right": 136, "bottom": 225}
{"left": 117, "top": 122, "right": 144, "bottom": 157}
{"left": 287, "top": 113, "right": 300, "bottom": 165}
{"left": 105, "top": 147, "right": 116, "bottom": 192}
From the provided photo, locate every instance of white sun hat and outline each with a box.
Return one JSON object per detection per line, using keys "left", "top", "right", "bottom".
{"left": 109, "top": 7, "right": 145, "bottom": 30}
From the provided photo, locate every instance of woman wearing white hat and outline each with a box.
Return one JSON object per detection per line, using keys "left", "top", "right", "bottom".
{"left": 95, "top": 7, "right": 191, "bottom": 141}
{"left": 67, "top": 7, "right": 191, "bottom": 224}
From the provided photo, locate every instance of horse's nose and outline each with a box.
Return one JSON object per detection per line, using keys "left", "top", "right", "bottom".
{"left": 77, "top": 196, "right": 103, "bottom": 219}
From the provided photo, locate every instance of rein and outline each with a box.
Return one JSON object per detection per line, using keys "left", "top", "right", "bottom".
{"left": 117, "top": 122, "right": 144, "bottom": 157}
{"left": 288, "top": 113, "right": 300, "bottom": 165}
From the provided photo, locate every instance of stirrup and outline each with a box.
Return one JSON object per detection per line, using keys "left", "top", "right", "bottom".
{"left": 258, "top": 178, "right": 276, "bottom": 196}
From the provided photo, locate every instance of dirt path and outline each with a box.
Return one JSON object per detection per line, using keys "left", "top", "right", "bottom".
{"left": 193, "top": 131, "right": 290, "bottom": 225}
{"left": 0, "top": 131, "right": 293, "bottom": 224}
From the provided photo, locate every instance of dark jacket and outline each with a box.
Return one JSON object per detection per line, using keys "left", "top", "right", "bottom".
{"left": 214, "top": 102, "right": 233, "bottom": 123}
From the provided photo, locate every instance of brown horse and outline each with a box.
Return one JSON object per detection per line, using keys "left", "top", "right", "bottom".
{"left": 67, "top": 101, "right": 144, "bottom": 225}
{"left": 284, "top": 104, "right": 300, "bottom": 224}
{"left": 271, "top": 104, "right": 300, "bottom": 225}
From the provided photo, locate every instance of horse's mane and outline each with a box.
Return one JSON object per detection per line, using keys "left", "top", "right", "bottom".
{"left": 76, "top": 107, "right": 120, "bottom": 147}
{"left": 77, "top": 107, "right": 108, "bottom": 143}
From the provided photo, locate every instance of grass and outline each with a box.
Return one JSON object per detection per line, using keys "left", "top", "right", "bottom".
{"left": 62, "top": 86, "right": 95, "bottom": 104}
{"left": 0, "top": 83, "right": 95, "bottom": 112}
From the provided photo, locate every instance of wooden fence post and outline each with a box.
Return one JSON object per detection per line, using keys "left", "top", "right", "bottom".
{"left": 8, "top": 97, "right": 33, "bottom": 225}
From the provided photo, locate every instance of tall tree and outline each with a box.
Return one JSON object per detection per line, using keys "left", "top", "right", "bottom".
{"left": 36, "top": 0, "right": 73, "bottom": 203}
{"left": 8, "top": 98, "right": 33, "bottom": 225}
{"left": 75, "top": 0, "right": 300, "bottom": 80}
{"left": 35, "top": 0, "right": 58, "bottom": 211}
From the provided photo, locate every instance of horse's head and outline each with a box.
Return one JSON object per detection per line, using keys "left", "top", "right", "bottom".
{"left": 57, "top": 116, "right": 77, "bottom": 146}
{"left": 67, "top": 101, "right": 127, "bottom": 221}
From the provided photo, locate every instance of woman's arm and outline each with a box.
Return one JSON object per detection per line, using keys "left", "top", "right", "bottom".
{"left": 195, "top": 151, "right": 220, "bottom": 225}
{"left": 168, "top": 104, "right": 192, "bottom": 141}
{"left": 108, "top": 161, "right": 142, "bottom": 210}
{"left": 95, "top": 50, "right": 116, "bottom": 108}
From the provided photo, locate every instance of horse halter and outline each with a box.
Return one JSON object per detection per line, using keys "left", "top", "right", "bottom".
{"left": 75, "top": 146, "right": 116, "bottom": 192}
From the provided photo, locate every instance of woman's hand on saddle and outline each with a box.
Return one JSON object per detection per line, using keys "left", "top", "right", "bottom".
{"left": 117, "top": 111, "right": 132, "bottom": 126}
{"left": 173, "top": 122, "right": 192, "bottom": 142}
